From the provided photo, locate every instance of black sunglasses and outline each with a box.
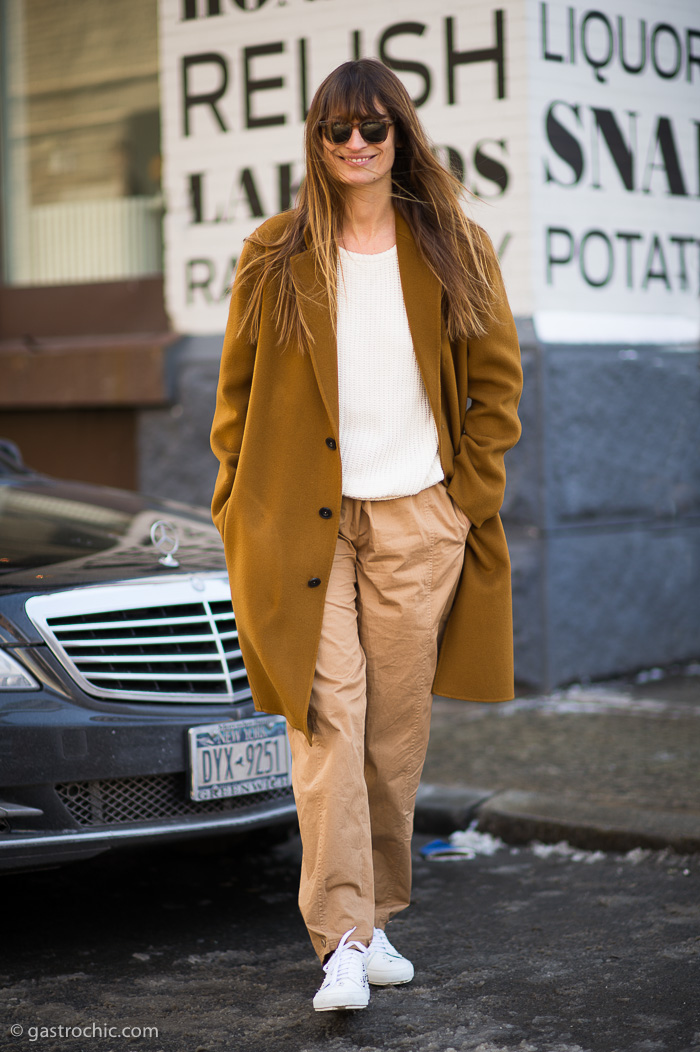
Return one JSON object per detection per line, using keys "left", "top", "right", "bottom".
{"left": 318, "top": 118, "right": 394, "bottom": 145}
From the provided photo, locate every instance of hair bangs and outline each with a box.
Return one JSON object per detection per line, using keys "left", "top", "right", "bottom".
{"left": 315, "top": 64, "right": 395, "bottom": 124}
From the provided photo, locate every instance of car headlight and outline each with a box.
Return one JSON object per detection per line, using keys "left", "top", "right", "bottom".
{"left": 0, "top": 650, "right": 40, "bottom": 690}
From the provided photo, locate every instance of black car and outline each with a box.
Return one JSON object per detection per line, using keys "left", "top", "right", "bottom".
{"left": 0, "top": 442, "right": 295, "bottom": 872}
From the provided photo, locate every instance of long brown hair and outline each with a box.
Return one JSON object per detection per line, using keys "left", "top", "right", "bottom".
{"left": 237, "top": 59, "right": 496, "bottom": 350}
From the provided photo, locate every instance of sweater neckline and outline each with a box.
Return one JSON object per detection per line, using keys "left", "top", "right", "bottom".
{"left": 339, "top": 244, "right": 397, "bottom": 261}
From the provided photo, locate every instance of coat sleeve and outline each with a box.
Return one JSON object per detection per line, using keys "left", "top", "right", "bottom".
{"left": 446, "top": 241, "right": 523, "bottom": 529}
{"left": 210, "top": 238, "right": 263, "bottom": 537}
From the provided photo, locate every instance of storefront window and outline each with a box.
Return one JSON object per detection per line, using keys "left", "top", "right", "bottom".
{"left": 0, "top": 0, "right": 162, "bottom": 286}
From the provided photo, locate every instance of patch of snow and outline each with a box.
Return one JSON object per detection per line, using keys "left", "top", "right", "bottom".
{"left": 625, "top": 847, "right": 652, "bottom": 864}
{"left": 498, "top": 689, "right": 697, "bottom": 719}
{"left": 449, "top": 828, "right": 503, "bottom": 856}
{"left": 530, "top": 841, "right": 606, "bottom": 863}
{"left": 424, "top": 826, "right": 506, "bottom": 861}
{"left": 635, "top": 667, "right": 665, "bottom": 683}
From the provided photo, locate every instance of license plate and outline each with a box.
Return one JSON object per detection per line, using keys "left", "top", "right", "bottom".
{"left": 188, "top": 716, "right": 292, "bottom": 801}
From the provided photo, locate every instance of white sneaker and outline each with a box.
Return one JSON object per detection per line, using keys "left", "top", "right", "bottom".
{"left": 365, "top": 927, "right": 414, "bottom": 986}
{"left": 313, "top": 927, "right": 370, "bottom": 1012}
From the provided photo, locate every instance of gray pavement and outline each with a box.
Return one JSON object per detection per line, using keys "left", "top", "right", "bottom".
{"left": 416, "top": 665, "right": 700, "bottom": 854}
{"left": 3, "top": 669, "right": 699, "bottom": 1052}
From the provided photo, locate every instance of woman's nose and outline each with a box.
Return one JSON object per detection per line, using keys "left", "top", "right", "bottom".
{"left": 347, "top": 126, "right": 369, "bottom": 149}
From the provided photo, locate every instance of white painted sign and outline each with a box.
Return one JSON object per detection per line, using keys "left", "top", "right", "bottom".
{"left": 159, "top": 0, "right": 699, "bottom": 343}
{"left": 530, "top": 0, "right": 700, "bottom": 343}
{"left": 159, "top": 0, "right": 529, "bottom": 333}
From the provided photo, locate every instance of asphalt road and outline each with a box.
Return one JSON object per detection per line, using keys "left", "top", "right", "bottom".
{"left": 1, "top": 831, "right": 698, "bottom": 1052}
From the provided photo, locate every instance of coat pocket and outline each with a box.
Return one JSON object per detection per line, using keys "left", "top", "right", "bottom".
{"left": 442, "top": 484, "right": 471, "bottom": 537}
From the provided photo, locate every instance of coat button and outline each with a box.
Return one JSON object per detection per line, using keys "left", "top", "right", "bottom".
{"left": 325, "top": 437, "right": 337, "bottom": 450}
{"left": 307, "top": 577, "right": 321, "bottom": 588}
{"left": 319, "top": 507, "right": 332, "bottom": 519}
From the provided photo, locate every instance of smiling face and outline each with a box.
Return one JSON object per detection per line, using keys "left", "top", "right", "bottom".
{"left": 320, "top": 109, "right": 396, "bottom": 192}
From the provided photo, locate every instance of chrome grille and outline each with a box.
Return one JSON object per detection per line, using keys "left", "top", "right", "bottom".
{"left": 56, "top": 773, "right": 293, "bottom": 826}
{"left": 26, "top": 576, "right": 252, "bottom": 703}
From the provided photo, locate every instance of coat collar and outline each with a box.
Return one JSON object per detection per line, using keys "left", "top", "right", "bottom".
{"left": 289, "top": 210, "right": 443, "bottom": 436}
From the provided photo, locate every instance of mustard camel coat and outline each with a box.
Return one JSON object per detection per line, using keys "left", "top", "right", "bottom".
{"left": 211, "top": 210, "right": 523, "bottom": 743}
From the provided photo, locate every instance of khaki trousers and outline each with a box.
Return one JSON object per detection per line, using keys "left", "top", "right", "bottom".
{"left": 287, "top": 481, "right": 470, "bottom": 960}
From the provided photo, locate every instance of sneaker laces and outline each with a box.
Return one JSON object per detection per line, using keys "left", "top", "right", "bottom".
{"left": 323, "top": 927, "right": 367, "bottom": 985}
{"left": 370, "top": 927, "right": 398, "bottom": 957}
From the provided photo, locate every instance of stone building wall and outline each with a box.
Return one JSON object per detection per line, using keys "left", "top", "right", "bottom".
{"left": 137, "top": 329, "right": 700, "bottom": 691}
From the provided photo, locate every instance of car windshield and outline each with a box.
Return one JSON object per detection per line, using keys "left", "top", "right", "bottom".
{"left": 0, "top": 442, "right": 214, "bottom": 575}
{"left": 0, "top": 484, "right": 132, "bottom": 572}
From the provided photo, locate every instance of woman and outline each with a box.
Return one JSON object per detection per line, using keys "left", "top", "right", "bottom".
{"left": 211, "top": 59, "right": 522, "bottom": 1012}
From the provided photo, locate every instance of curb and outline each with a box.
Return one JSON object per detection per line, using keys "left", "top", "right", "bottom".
{"left": 413, "top": 784, "right": 492, "bottom": 835}
{"left": 415, "top": 784, "right": 700, "bottom": 855}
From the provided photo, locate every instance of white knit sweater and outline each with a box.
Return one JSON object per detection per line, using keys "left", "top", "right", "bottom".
{"left": 337, "top": 245, "right": 443, "bottom": 500}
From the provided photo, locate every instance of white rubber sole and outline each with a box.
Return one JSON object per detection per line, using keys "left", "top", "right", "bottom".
{"left": 366, "top": 959, "right": 415, "bottom": 986}
{"left": 314, "top": 1003, "right": 368, "bottom": 1012}
{"left": 367, "top": 976, "right": 413, "bottom": 986}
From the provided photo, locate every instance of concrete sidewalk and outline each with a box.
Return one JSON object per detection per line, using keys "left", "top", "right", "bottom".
{"left": 415, "top": 665, "right": 700, "bottom": 853}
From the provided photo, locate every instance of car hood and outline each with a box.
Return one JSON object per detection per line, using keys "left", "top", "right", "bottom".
{"left": 0, "top": 475, "right": 226, "bottom": 591}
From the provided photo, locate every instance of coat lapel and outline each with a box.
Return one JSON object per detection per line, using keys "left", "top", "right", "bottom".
{"left": 395, "top": 212, "right": 443, "bottom": 426}
{"left": 290, "top": 247, "right": 339, "bottom": 435}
